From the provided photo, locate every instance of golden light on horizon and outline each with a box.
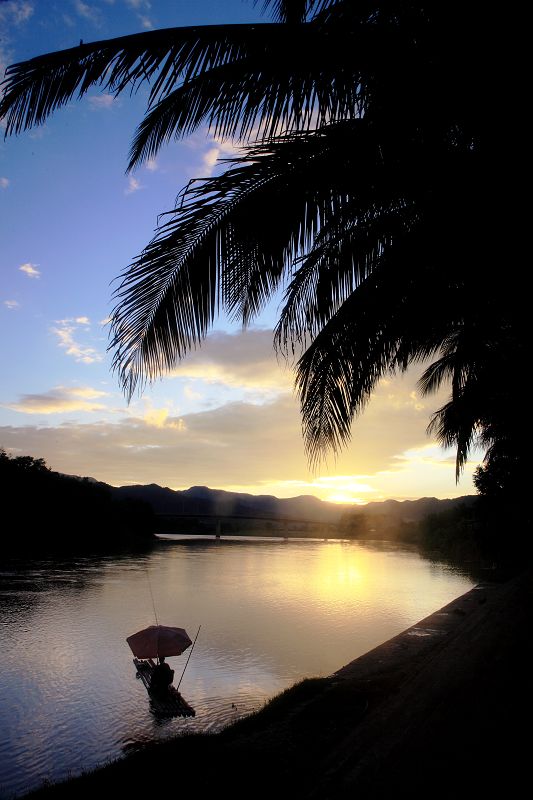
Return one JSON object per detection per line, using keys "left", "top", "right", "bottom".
{"left": 327, "top": 492, "right": 368, "bottom": 505}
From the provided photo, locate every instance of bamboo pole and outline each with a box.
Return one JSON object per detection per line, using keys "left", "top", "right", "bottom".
{"left": 177, "top": 625, "right": 201, "bottom": 690}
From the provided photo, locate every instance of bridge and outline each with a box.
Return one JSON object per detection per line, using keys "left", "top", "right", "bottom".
{"left": 154, "top": 512, "right": 339, "bottom": 539}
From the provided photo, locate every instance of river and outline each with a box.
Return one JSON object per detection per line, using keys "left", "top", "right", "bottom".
{"left": 0, "top": 536, "right": 476, "bottom": 798}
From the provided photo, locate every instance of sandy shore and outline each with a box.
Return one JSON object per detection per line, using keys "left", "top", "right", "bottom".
{"left": 25, "top": 569, "right": 532, "bottom": 799}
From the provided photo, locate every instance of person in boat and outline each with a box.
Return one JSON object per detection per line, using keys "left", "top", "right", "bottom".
{"left": 150, "top": 655, "right": 174, "bottom": 695}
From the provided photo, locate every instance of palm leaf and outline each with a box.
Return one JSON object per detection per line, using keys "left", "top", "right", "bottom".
{"left": 424, "top": 320, "right": 525, "bottom": 479}
{"left": 1, "top": 21, "right": 364, "bottom": 150}
{"left": 295, "top": 268, "right": 403, "bottom": 462}
{"left": 112, "top": 118, "right": 418, "bottom": 396}
{"left": 110, "top": 126, "right": 344, "bottom": 395}
{"left": 294, "top": 241, "right": 421, "bottom": 462}
{"left": 294, "top": 220, "right": 480, "bottom": 462}
{"left": 275, "top": 198, "right": 415, "bottom": 352}
{"left": 260, "top": 1, "right": 335, "bottom": 23}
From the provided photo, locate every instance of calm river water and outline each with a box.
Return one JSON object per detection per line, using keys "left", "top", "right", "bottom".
{"left": 0, "top": 536, "right": 476, "bottom": 798}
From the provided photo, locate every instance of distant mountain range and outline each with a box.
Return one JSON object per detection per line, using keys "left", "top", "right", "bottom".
{"left": 112, "top": 482, "right": 477, "bottom": 524}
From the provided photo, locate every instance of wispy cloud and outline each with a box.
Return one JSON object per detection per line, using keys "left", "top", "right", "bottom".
{"left": 123, "top": 0, "right": 153, "bottom": 29}
{"left": 19, "top": 262, "right": 40, "bottom": 279}
{"left": 0, "top": 3, "right": 34, "bottom": 103}
{"left": 29, "top": 127, "right": 46, "bottom": 140}
{"left": 7, "top": 385, "right": 109, "bottom": 415}
{"left": 0, "top": 1, "right": 34, "bottom": 25}
{"left": 185, "top": 131, "right": 242, "bottom": 178}
{"left": 88, "top": 94, "right": 116, "bottom": 110}
{"left": 0, "top": 177, "right": 9, "bottom": 189}
{"left": 0, "top": 42, "right": 10, "bottom": 89}
{"left": 125, "top": 0, "right": 147, "bottom": 9}
{"left": 51, "top": 318, "right": 104, "bottom": 364}
{"left": 4, "top": 299, "right": 20, "bottom": 310}
{"left": 74, "top": 0, "right": 101, "bottom": 24}
{"left": 145, "top": 158, "right": 158, "bottom": 172}
{"left": 201, "top": 138, "right": 240, "bottom": 177}
{"left": 75, "top": 316, "right": 91, "bottom": 325}
{"left": 125, "top": 175, "right": 142, "bottom": 195}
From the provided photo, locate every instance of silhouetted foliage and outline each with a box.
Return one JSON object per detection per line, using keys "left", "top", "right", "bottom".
{"left": 473, "top": 445, "right": 527, "bottom": 501}
{"left": 471, "top": 445, "right": 530, "bottom": 563}
{"left": 0, "top": 449, "right": 155, "bottom": 553}
{"left": 416, "top": 505, "right": 483, "bottom": 559}
{"left": 0, "top": 2, "right": 518, "bottom": 484}
{"left": 339, "top": 494, "right": 523, "bottom": 563}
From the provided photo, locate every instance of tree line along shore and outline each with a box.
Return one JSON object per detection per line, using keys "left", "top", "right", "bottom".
{"left": 2, "top": 448, "right": 528, "bottom": 568}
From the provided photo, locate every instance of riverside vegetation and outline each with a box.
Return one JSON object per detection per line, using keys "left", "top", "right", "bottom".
{"left": 0, "top": 449, "right": 155, "bottom": 552}
{"left": 2, "top": 446, "right": 524, "bottom": 567}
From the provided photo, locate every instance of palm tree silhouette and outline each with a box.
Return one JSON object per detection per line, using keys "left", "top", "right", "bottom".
{"left": 1, "top": 1, "right": 512, "bottom": 476}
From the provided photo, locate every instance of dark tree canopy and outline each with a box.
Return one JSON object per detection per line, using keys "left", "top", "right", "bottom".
{"left": 0, "top": 1, "right": 518, "bottom": 485}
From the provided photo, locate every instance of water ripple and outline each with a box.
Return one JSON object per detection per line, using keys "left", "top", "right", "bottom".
{"left": 0, "top": 541, "right": 475, "bottom": 798}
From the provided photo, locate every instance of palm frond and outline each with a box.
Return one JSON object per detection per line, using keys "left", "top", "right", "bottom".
{"left": 1, "top": 21, "right": 364, "bottom": 152}
{"left": 293, "top": 216, "right": 484, "bottom": 462}
{"left": 294, "top": 240, "right": 429, "bottom": 463}
{"left": 275, "top": 199, "right": 414, "bottom": 352}
{"left": 423, "top": 317, "right": 526, "bottom": 480}
{"left": 417, "top": 330, "right": 470, "bottom": 397}
{"left": 259, "top": 1, "right": 337, "bottom": 23}
{"left": 112, "top": 125, "right": 360, "bottom": 395}
{"left": 427, "top": 393, "right": 482, "bottom": 481}
{"left": 125, "top": 25, "right": 365, "bottom": 167}
{"left": 113, "top": 117, "right": 430, "bottom": 397}
{"left": 295, "top": 274, "right": 401, "bottom": 463}
{"left": 1, "top": 27, "right": 190, "bottom": 134}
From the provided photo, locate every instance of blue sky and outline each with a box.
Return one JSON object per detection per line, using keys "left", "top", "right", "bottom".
{"left": 0, "top": 0, "right": 481, "bottom": 502}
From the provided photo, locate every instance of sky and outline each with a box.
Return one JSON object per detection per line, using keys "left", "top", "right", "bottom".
{"left": 0, "top": 0, "right": 482, "bottom": 504}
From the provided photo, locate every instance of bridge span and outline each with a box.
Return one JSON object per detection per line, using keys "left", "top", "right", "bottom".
{"left": 155, "top": 512, "right": 340, "bottom": 539}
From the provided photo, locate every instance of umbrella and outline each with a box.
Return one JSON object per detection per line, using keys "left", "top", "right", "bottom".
{"left": 126, "top": 625, "right": 192, "bottom": 659}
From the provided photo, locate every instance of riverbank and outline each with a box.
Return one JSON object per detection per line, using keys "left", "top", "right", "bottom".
{"left": 23, "top": 568, "right": 532, "bottom": 799}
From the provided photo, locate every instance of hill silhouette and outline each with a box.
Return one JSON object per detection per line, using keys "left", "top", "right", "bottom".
{"left": 2, "top": 447, "right": 482, "bottom": 552}
{"left": 115, "top": 482, "right": 477, "bottom": 528}
{"left": 113, "top": 483, "right": 484, "bottom": 559}
{"left": 1, "top": 450, "right": 155, "bottom": 553}
{"left": 114, "top": 482, "right": 346, "bottom": 522}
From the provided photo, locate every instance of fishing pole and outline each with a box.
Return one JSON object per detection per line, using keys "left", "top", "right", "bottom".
{"left": 177, "top": 624, "right": 201, "bottom": 691}
{"left": 145, "top": 565, "right": 159, "bottom": 626}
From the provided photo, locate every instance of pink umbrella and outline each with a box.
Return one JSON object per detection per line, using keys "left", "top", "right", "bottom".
{"left": 126, "top": 625, "right": 192, "bottom": 659}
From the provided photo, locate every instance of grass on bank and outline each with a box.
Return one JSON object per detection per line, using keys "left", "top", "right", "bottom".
{"left": 23, "top": 674, "right": 370, "bottom": 800}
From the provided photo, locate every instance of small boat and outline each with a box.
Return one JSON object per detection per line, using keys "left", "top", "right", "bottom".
{"left": 133, "top": 657, "right": 196, "bottom": 717}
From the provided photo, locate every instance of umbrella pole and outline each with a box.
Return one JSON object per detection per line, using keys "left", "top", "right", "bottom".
{"left": 177, "top": 625, "right": 201, "bottom": 691}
